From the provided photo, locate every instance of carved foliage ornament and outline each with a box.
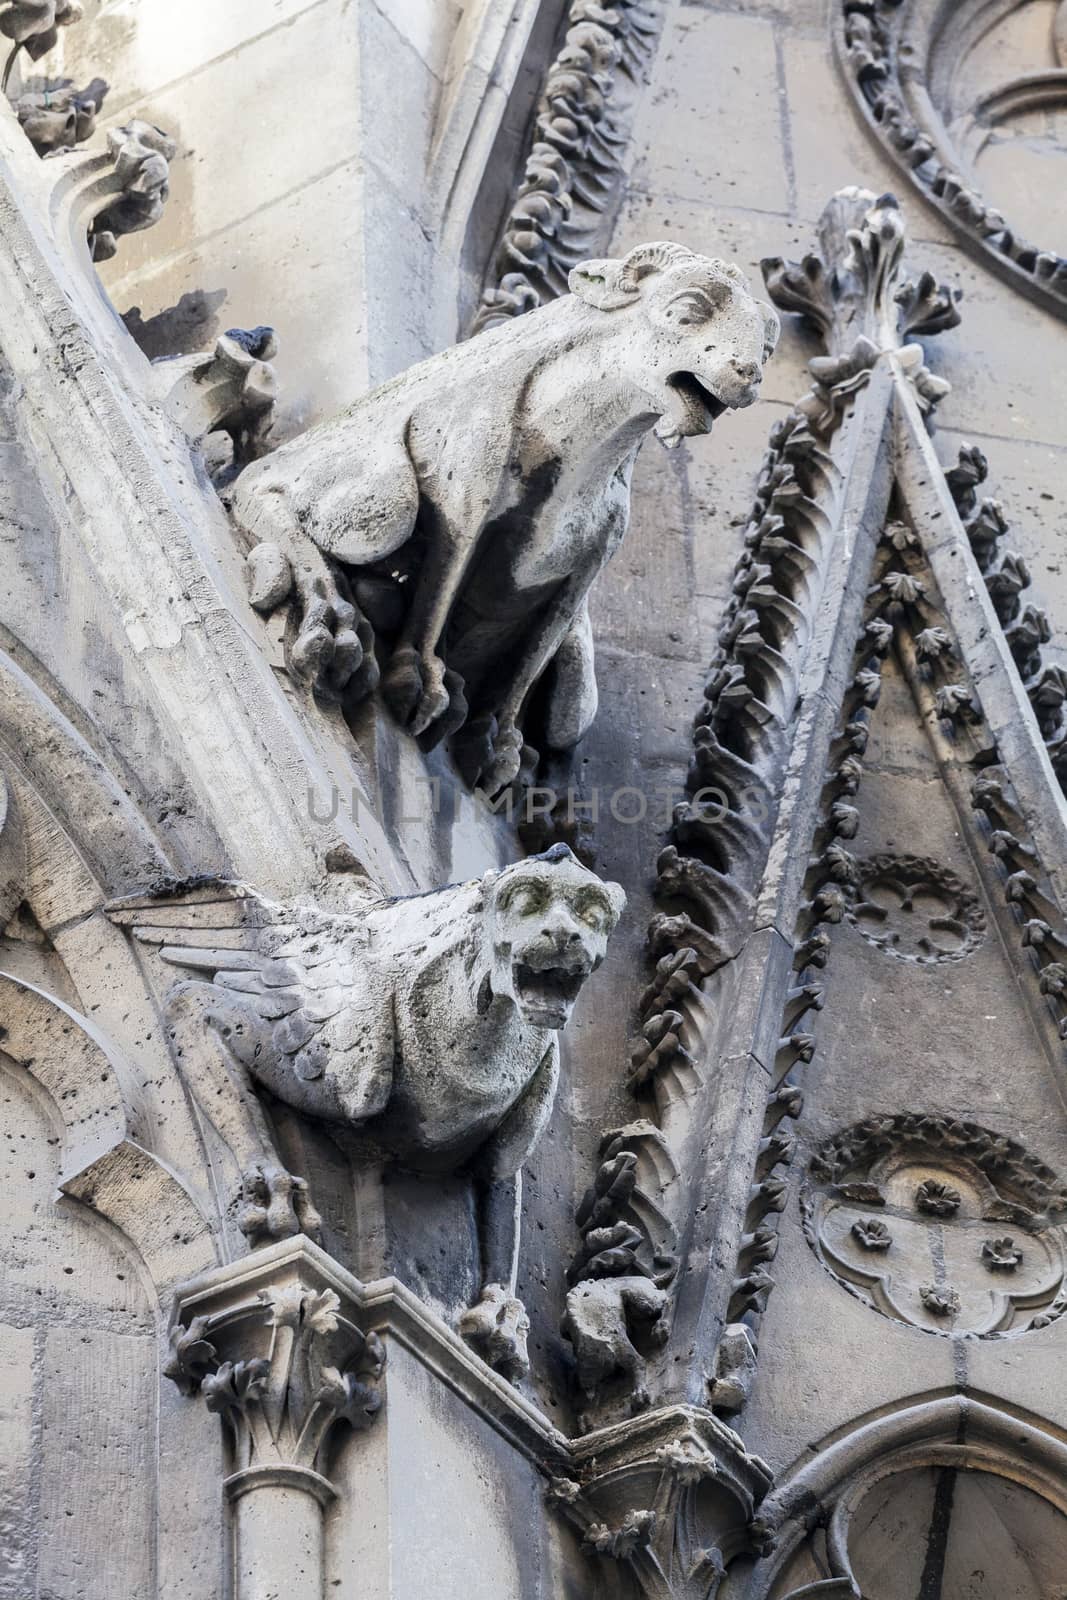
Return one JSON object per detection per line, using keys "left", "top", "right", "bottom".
{"left": 835, "top": 0, "right": 1067, "bottom": 317}
{"left": 166, "top": 1282, "right": 384, "bottom": 1483}
{"left": 804, "top": 1115, "right": 1067, "bottom": 1335}
{"left": 472, "top": 0, "right": 665, "bottom": 331}
{"left": 12, "top": 78, "right": 106, "bottom": 155}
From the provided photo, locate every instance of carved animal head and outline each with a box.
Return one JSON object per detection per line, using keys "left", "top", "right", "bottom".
{"left": 15, "top": 79, "right": 106, "bottom": 154}
{"left": 483, "top": 844, "right": 625, "bottom": 1030}
{"left": 569, "top": 242, "right": 780, "bottom": 448}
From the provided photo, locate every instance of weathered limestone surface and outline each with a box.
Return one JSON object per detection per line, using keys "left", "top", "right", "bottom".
{"left": 5, "top": 0, "right": 1067, "bottom": 1596}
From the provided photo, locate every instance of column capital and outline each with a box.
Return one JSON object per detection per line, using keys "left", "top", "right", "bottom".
{"left": 164, "top": 1237, "right": 384, "bottom": 1492}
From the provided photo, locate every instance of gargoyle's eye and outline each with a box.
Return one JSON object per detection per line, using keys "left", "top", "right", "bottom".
{"left": 574, "top": 895, "right": 609, "bottom": 932}
{"left": 663, "top": 290, "right": 716, "bottom": 326}
{"left": 507, "top": 884, "right": 547, "bottom": 917}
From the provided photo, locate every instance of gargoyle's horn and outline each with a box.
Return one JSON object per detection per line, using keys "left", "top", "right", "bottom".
{"left": 615, "top": 241, "right": 696, "bottom": 293}
{"left": 569, "top": 240, "right": 696, "bottom": 310}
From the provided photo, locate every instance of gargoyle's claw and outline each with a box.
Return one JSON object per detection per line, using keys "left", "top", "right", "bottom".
{"left": 381, "top": 644, "right": 423, "bottom": 725}
{"left": 383, "top": 645, "right": 452, "bottom": 736}
{"left": 291, "top": 621, "right": 335, "bottom": 683}
{"left": 329, "top": 626, "right": 365, "bottom": 687}
{"left": 236, "top": 1163, "right": 320, "bottom": 1246}
{"left": 458, "top": 1283, "right": 530, "bottom": 1381}
{"left": 411, "top": 684, "right": 451, "bottom": 738}
{"left": 479, "top": 722, "right": 524, "bottom": 795}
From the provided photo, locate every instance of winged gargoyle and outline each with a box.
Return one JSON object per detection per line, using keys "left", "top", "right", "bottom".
{"left": 107, "top": 844, "right": 624, "bottom": 1376}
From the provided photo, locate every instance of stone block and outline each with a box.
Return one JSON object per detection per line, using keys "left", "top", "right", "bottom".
{"left": 96, "top": 4, "right": 362, "bottom": 276}
{"left": 628, "top": 9, "right": 790, "bottom": 214}
{"left": 37, "top": 1327, "right": 155, "bottom": 1598}
{"left": 781, "top": 33, "right": 954, "bottom": 243}
{"left": 0, "top": 1325, "right": 34, "bottom": 1600}
{"left": 58, "top": 0, "right": 325, "bottom": 112}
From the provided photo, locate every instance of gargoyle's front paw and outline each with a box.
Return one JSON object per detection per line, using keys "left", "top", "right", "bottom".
{"left": 479, "top": 721, "right": 525, "bottom": 795}
{"left": 382, "top": 645, "right": 451, "bottom": 736}
{"left": 458, "top": 1284, "right": 530, "bottom": 1381}
{"left": 237, "top": 1164, "right": 322, "bottom": 1246}
{"left": 290, "top": 573, "right": 368, "bottom": 696}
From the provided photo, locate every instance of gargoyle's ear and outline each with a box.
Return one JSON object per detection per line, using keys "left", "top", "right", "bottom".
{"left": 762, "top": 303, "right": 781, "bottom": 357}
{"left": 568, "top": 257, "right": 635, "bottom": 311}
{"left": 603, "top": 879, "right": 627, "bottom": 925}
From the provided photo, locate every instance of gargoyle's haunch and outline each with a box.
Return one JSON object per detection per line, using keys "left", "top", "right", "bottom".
{"left": 231, "top": 241, "right": 779, "bottom": 792}
{"left": 108, "top": 844, "right": 625, "bottom": 1378}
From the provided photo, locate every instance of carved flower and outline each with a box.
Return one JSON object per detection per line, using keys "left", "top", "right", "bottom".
{"left": 884, "top": 521, "right": 917, "bottom": 551}
{"left": 851, "top": 1217, "right": 892, "bottom": 1251}
{"left": 1040, "top": 963, "right": 1067, "bottom": 997}
{"left": 853, "top": 668, "right": 882, "bottom": 706}
{"left": 936, "top": 683, "right": 972, "bottom": 719}
{"left": 920, "top": 1284, "right": 961, "bottom": 1317}
{"left": 813, "top": 884, "right": 847, "bottom": 923}
{"left": 865, "top": 617, "right": 896, "bottom": 652}
{"left": 201, "top": 1357, "right": 270, "bottom": 1418}
{"left": 822, "top": 841, "right": 858, "bottom": 883}
{"left": 981, "top": 1236, "right": 1023, "bottom": 1272}
{"left": 831, "top": 801, "right": 860, "bottom": 839}
{"left": 915, "top": 626, "right": 953, "bottom": 660}
{"left": 162, "top": 1315, "right": 218, "bottom": 1396}
{"left": 655, "top": 1438, "right": 719, "bottom": 1484}
{"left": 915, "top": 1179, "right": 962, "bottom": 1216}
{"left": 1022, "top": 919, "right": 1052, "bottom": 949}
{"left": 837, "top": 753, "right": 864, "bottom": 790}
{"left": 882, "top": 572, "right": 925, "bottom": 604}
{"left": 585, "top": 1509, "right": 657, "bottom": 1559}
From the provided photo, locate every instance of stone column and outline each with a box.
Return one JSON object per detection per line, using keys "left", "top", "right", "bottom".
{"left": 164, "top": 1242, "right": 385, "bottom": 1600}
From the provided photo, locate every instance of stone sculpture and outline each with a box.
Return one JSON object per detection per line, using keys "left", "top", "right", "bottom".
{"left": 1, "top": 0, "right": 80, "bottom": 88}
{"left": 108, "top": 843, "right": 625, "bottom": 1376}
{"left": 87, "top": 119, "right": 176, "bottom": 262}
{"left": 231, "top": 240, "right": 779, "bottom": 791}
{"left": 13, "top": 77, "right": 106, "bottom": 154}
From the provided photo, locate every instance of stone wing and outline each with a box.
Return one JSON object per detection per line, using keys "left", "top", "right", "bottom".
{"left": 105, "top": 880, "right": 373, "bottom": 1087}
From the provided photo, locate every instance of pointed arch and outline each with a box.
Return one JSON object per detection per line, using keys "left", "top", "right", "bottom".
{"left": 749, "top": 1392, "right": 1067, "bottom": 1597}
{"left": 0, "top": 972, "right": 218, "bottom": 1300}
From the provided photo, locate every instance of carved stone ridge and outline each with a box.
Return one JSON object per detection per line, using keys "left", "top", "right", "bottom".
{"left": 151, "top": 325, "right": 278, "bottom": 472}
{"left": 39, "top": 115, "right": 176, "bottom": 264}
{"left": 761, "top": 187, "right": 959, "bottom": 402}
{"left": 472, "top": 0, "right": 667, "bottom": 331}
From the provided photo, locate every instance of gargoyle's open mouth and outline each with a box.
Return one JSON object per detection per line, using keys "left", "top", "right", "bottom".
{"left": 513, "top": 957, "right": 590, "bottom": 1029}
{"left": 657, "top": 372, "right": 729, "bottom": 449}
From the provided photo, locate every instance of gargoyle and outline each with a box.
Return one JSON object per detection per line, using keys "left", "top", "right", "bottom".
{"left": 13, "top": 76, "right": 106, "bottom": 154}
{"left": 231, "top": 241, "right": 779, "bottom": 791}
{"left": 88, "top": 120, "right": 175, "bottom": 263}
{"left": 107, "top": 844, "right": 624, "bottom": 1377}
{"left": 1, "top": 1, "right": 81, "bottom": 89}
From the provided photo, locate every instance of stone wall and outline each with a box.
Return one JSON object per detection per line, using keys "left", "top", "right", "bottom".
{"left": 4, "top": 0, "right": 1067, "bottom": 1593}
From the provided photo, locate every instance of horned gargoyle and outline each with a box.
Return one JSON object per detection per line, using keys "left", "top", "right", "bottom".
{"left": 107, "top": 844, "right": 624, "bottom": 1379}
{"left": 231, "top": 241, "right": 779, "bottom": 791}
